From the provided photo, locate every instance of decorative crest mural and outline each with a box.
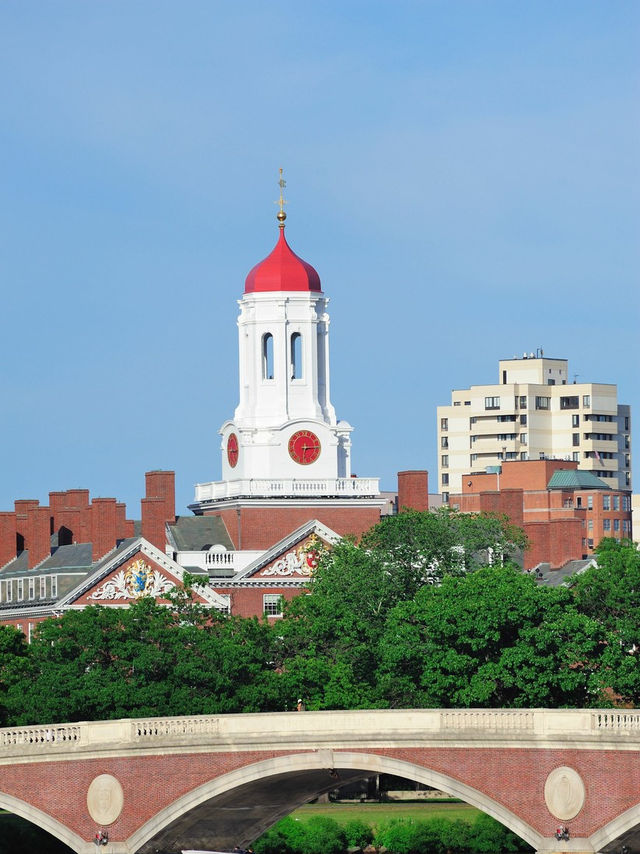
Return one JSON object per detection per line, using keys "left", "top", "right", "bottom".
{"left": 89, "top": 559, "right": 175, "bottom": 601}
{"left": 260, "top": 534, "right": 322, "bottom": 577}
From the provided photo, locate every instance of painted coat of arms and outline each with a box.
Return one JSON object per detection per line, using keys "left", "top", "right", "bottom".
{"left": 89, "top": 559, "right": 175, "bottom": 600}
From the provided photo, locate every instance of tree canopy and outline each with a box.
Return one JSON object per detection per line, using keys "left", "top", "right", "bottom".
{"left": 0, "top": 515, "right": 638, "bottom": 726}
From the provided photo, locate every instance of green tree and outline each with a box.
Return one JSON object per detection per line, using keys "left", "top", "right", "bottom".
{"left": 570, "top": 539, "right": 640, "bottom": 705}
{"left": 376, "top": 565, "right": 610, "bottom": 708}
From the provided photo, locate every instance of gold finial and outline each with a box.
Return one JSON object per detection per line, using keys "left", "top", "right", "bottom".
{"left": 275, "top": 167, "right": 287, "bottom": 227}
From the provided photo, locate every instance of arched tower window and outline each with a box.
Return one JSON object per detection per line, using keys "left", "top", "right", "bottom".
{"left": 290, "top": 332, "right": 302, "bottom": 379}
{"left": 262, "top": 333, "right": 274, "bottom": 380}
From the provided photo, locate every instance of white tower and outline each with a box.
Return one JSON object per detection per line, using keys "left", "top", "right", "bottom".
{"left": 192, "top": 175, "right": 382, "bottom": 513}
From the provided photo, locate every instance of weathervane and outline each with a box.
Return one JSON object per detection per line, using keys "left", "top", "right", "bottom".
{"left": 275, "top": 167, "right": 287, "bottom": 227}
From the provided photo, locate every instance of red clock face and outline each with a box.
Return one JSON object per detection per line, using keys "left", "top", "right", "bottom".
{"left": 288, "top": 430, "right": 321, "bottom": 465}
{"left": 227, "top": 433, "right": 239, "bottom": 468}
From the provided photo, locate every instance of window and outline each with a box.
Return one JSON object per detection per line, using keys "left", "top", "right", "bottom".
{"left": 623, "top": 520, "right": 630, "bottom": 533}
{"left": 0, "top": 581, "right": 2, "bottom": 602}
{"left": 263, "top": 594, "right": 283, "bottom": 616}
{"left": 504, "top": 452, "right": 517, "bottom": 460}
{"left": 520, "top": 452, "right": 528, "bottom": 460}
{"left": 573, "top": 433, "right": 580, "bottom": 446}
{"left": 603, "top": 495, "right": 611, "bottom": 511}
{"left": 587, "top": 495, "right": 593, "bottom": 510}
{"left": 623, "top": 496, "right": 631, "bottom": 511}
{"left": 290, "top": 332, "right": 302, "bottom": 379}
{"left": 520, "top": 414, "right": 527, "bottom": 425}
{"left": 588, "top": 520, "right": 593, "bottom": 531}
{"left": 40, "top": 577, "right": 46, "bottom": 598}
{"left": 453, "top": 401, "right": 461, "bottom": 406}
{"left": 520, "top": 433, "right": 527, "bottom": 445}
{"left": 626, "top": 473, "right": 631, "bottom": 486}
{"left": 262, "top": 333, "right": 274, "bottom": 379}
{"left": 560, "top": 396, "right": 579, "bottom": 409}
{"left": 614, "top": 519, "right": 620, "bottom": 532}
{"left": 572, "top": 452, "right": 580, "bottom": 462}
{"left": 613, "top": 495, "right": 620, "bottom": 511}
{"left": 470, "top": 453, "right": 478, "bottom": 463}
{"left": 519, "top": 396, "right": 527, "bottom": 409}
{"left": 442, "top": 491, "right": 449, "bottom": 503}
{"left": 6, "top": 582, "right": 12, "bottom": 603}
{"left": 51, "top": 576, "right": 57, "bottom": 598}
{"left": 484, "top": 396, "right": 500, "bottom": 410}
{"left": 441, "top": 473, "right": 449, "bottom": 485}
{"left": 17, "top": 579, "right": 23, "bottom": 601}
{"left": 441, "top": 436, "right": 449, "bottom": 448}
{"left": 624, "top": 416, "right": 629, "bottom": 430}
{"left": 572, "top": 414, "right": 580, "bottom": 427}
{"left": 441, "top": 454, "right": 448, "bottom": 467}
{"left": 625, "top": 435, "right": 630, "bottom": 449}
{"left": 441, "top": 418, "right": 448, "bottom": 430}
{"left": 28, "top": 578, "right": 35, "bottom": 600}
{"left": 535, "top": 396, "right": 550, "bottom": 410}
{"left": 625, "top": 454, "right": 631, "bottom": 468}
{"left": 583, "top": 395, "right": 591, "bottom": 407}
{"left": 28, "top": 623, "right": 33, "bottom": 643}
{"left": 603, "top": 519, "right": 611, "bottom": 532}
{"left": 464, "top": 401, "right": 471, "bottom": 406}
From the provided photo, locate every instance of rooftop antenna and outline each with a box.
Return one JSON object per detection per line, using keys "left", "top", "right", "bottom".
{"left": 573, "top": 374, "right": 579, "bottom": 384}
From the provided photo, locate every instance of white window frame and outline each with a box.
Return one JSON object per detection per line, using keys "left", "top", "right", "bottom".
{"left": 28, "top": 577, "right": 35, "bottom": 600}
{"left": 17, "top": 578, "right": 24, "bottom": 601}
{"left": 263, "top": 593, "right": 283, "bottom": 617}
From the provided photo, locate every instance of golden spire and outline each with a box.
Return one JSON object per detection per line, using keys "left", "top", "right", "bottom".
{"left": 275, "top": 167, "right": 287, "bottom": 227}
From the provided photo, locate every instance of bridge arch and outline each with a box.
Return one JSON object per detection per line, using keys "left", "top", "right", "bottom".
{"left": 590, "top": 802, "right": 640, "bottom": 853}
{"left": 129, "top": 751, "right": 545, "bottom": 854}
{"left": 0, "top": 790, "right": 86, "bottom": 853}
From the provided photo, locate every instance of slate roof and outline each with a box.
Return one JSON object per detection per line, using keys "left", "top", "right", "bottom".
{"left": 533, "top": 558, "right": 596, "bottom": 586}
{"left": 167, "top": 516, "right": 234, "bottom": 551}
{"left": 547, "top": 469, "right": 612, "bottom": 490}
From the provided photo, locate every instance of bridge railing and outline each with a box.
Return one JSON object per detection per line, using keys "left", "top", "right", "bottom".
{"left": 2, "top": 709, "right": 640, "bottom": 756}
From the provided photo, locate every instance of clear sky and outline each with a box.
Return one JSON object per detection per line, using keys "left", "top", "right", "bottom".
{"left": 1, "top": 1, "right": 638, "bottom": 518}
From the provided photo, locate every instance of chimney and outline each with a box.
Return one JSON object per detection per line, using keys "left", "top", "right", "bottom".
{"left": 49, "top": 491, "right": 68, "bottom": 533}
{"left": 397, "top": 470, "right": 429, "bottom": 513}
{"left": 65, "top": 489, "right": 89, "bottom": 509}
{"left": 141, "top": 496, "right": 167, "bottom": 551}
{"left": 57, "top": 508, "right": 81, "bottom": 545}
{"left": 26, "top": 506, "right": 52, "bottom": 569}
{"left": 0, "top": 512, "right": 17, "bottom": 568}
{"left": 115, "top": 502, "right": 128, "bottom": 541}
{"left": 91, "top": 498, "right": 118, "bottom": 562}
{"left": 145, "top": 470, "right": 176, "bottom": 524}
{"left": 15, "top": 500, "right": 39, "bottom": 553}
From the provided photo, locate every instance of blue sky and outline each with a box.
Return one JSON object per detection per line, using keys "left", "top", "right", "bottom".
{"left": 1, "top": 1, "right": 638, "bottom": 517}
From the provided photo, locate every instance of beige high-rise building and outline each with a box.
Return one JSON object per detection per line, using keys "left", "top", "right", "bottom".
{"left": 437, "top": 354, "right": 631, "bottom": 502}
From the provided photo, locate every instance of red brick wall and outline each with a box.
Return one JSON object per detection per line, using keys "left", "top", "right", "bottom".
{"left": 216, "top": 586, "right": 302, "bottom": 618}
{"left": 48, "top": 491, "right": 67, "bottom": 532}
{"left": 0, "top": 745, "right": 637, "bottom": 845}
{"left": 91, "top": 498, "right": 118, "bottom": 561}
{"left": 0, "top": 511, "right": 17, "bottom": 568}
{"left": 141, "top": 497, "right": 167, "bottom": 551}
{"left": 26, "top": 506, "right": 52, "bottom": 569}
{"left": 207, "top": 505, "right": 381, "bottom": 551}
{"left": 397, "top": 471, "right": 429, "bottom": 512}
{"left": 145, "top": 470, "right": 176, "bottom": 525}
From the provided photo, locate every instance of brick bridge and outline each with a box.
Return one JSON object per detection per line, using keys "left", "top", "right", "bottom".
{"left": 1, "top": 709, "right": 639, "bottom": 854}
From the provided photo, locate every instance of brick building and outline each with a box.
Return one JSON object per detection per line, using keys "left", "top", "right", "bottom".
{"left": 450, "top": 459, "right": 633, "bottom": 571}
{"left": 0, "top": 197, "right": 430, "bottom": 635}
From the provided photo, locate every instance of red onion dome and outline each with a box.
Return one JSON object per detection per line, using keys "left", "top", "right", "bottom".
{"left": 244, "top": 226, "right": 321, "bottom": 294}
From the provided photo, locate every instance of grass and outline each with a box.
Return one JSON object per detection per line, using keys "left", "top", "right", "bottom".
{"left": 291, "top": 800, "right": 481, "bottom": 827}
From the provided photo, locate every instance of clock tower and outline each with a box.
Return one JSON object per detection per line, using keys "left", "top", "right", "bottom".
{"left": 190, "top": 173, "right": 384, "bottom": 549}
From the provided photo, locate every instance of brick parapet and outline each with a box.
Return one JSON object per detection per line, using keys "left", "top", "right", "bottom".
{"left": 397, "top": 470, "right": 429, "bottom": 512}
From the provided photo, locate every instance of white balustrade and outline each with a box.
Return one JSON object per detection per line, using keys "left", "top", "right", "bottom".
{"left": 194, "top": 477, "right": 380, "bottom": 503}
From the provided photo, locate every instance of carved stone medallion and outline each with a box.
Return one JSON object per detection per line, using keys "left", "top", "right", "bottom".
{"left": 87, "top": 774, "right": 124, "bottom": 825}
{"left": 544, "top": 766, "right": 585, "bottom": 820}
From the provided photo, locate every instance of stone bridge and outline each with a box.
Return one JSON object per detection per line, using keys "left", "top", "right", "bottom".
{"left": 1, "top": 708, "right": 639, "bottom": 854}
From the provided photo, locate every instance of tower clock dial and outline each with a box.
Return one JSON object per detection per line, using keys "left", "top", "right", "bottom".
{"left": 288, "top": 430, "right": 321, "bottom": 465}
{"left": 227, "top": 433, "right": 239, "bottom": 468}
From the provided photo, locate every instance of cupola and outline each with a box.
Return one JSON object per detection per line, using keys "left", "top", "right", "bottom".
{"left": 244, "top": 170, "right": 321, "bottom": 294}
